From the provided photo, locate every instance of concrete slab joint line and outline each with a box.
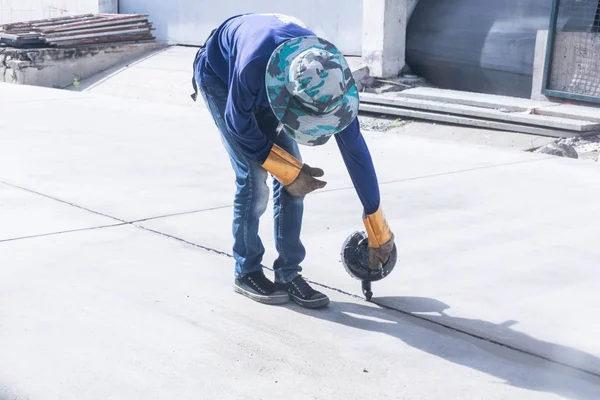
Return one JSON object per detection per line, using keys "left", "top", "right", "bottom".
{"left": 0, "top": 223, "right": 128, "bottom": 243}
{"left": 368, "top": 300, "right": 600, "bottom": 379}
{"left": 0, "top": 180, "right": 234, "bottom": 255}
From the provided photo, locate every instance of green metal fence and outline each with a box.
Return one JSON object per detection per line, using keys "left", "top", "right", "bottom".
{"left": 543, "top": 0, "right": 600, "bottom": 104}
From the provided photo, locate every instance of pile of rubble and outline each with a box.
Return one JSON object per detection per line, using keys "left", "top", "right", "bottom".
{"left": 0, "top": 14, "right": 155, "bottom": 48}
{"left": 534, "top": 136, "right": 600, "bottom": 161}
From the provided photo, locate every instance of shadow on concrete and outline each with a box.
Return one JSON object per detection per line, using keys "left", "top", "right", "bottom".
{"left": 289, "top": 297, "right": 600, "bottom": 400}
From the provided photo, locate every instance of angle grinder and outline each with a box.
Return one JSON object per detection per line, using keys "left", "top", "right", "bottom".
{"left": 341, "top": 230, "right": 398, "bottom": 301}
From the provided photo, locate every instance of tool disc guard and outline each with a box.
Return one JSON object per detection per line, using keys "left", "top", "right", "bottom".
{"left": 341, "top": 231, "right": 397, "bottom": 282}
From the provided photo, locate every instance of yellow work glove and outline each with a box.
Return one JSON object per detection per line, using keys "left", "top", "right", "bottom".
{"left": 363, "top": 206, "right": 395, "bottom": 270}
{"left": 262, "top": 144, "right": 327, "bottom": 196}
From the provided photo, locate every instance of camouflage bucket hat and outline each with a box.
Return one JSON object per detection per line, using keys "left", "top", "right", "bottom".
{"left": 266, "top": 36, "right": 359, "bottom": 146}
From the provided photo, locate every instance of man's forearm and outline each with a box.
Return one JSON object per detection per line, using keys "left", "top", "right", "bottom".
{"left": 334, "top": 118, "right": 381, "bottom": 216}
{"left": 261, "top": 144, "right": 303, "bottom": 185}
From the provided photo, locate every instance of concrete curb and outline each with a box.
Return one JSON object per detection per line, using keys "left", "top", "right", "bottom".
{"left": 0, "top": 42, "right": 164, "bottom": 89}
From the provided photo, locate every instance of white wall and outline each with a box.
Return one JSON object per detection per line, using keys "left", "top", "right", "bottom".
{"left": 119, "top": 0, "right": 363, "bottom": 55}
{"left": 0, "top": 0, "right": 117, "bottom": 24}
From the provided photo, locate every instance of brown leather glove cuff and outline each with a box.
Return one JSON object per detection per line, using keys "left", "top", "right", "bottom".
{"left": 363, "top": 206, "right": 393, "bottom": 248}
{"left": 261, "top": 144, "right": 303, "bottom": 185}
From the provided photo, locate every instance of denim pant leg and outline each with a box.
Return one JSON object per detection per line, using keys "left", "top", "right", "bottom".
{"left": 198, "top": 83, "right": 270, "bottom": 279}
{"left": 255, "top": 107, "right": 306, "bottom": 284}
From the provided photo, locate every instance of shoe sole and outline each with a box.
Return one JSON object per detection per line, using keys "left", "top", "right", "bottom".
{"left": 233, "top": 284, "right": 289, "bottom": 305}
{"left": 289, "top": 293, "right": 330, "bottom": 309}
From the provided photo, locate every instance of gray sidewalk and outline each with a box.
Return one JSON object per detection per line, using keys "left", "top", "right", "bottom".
{"left": 1, "top": 81, "right": 600, "bottom": 399}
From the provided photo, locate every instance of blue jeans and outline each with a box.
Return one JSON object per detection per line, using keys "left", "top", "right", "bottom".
{"left": 196, "top": 71, "right": 305, "bottom": 284}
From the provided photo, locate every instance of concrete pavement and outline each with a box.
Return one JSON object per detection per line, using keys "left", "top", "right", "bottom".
{"left": 4, "top": 225, "right": 598, "bottom": 400}
{"left": 136, "top": 117, "right": 600, "bottom": 374}
{"left": 2, "top": 79, "right": 600, "bottom": 399}
{"left": 68, "top": 45, "right": 196, "bottom": 107}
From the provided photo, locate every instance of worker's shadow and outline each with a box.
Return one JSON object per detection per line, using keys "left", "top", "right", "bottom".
{"left": 288, "top": 296, "right": 600, "bottom": 400}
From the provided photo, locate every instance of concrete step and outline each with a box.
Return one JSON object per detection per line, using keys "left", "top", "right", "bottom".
{"left": 391, "top": 87, "right": 600, "bottom": 127}
{"left": 395, "top": 87, "right": 550, "bottom": 112}
{"left": 359, "top": 103, "right": 588, "bottom": 138}
{"left": 360, "top": 93, "right": 600, "bottom": 132}
{"left": 536, "top": 103, "right": 600, "bottom": 123}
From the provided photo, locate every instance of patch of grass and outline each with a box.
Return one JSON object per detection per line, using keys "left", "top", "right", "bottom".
{"left": 388, "top": 117, "right": 411, "bottom": 129}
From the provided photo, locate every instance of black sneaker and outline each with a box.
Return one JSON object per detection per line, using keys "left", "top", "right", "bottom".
{"left": 280, "top": 276, "right": 330, "bottom": 309}
{"left": 234, "top": 271, "right": 289, "bottom": 305}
